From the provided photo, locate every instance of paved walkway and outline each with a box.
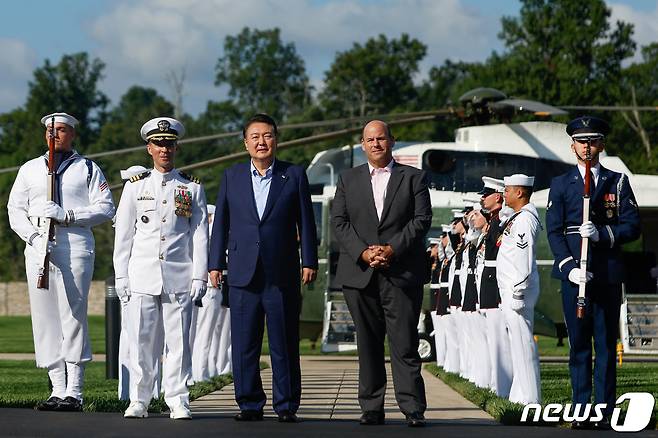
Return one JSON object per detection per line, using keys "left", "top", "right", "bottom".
{"left": 192, "top": 356, "right": 496, "bottom": 424}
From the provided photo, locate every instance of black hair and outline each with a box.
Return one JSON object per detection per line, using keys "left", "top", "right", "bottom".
{"left": 243, "top": 113, "right": 278, "bottom": 138}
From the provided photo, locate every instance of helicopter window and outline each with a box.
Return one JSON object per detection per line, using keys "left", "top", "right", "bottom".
{"left": 422, "top": 150, "right": 572, "bottom": 192}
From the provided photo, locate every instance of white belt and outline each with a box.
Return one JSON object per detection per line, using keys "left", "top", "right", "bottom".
{"left": 430, "top": 284, "right": 440, "bottom": 289}
{"left": 440, "top": 282, "right": 449, "bottom": 287}
{"left": 453, "top": 269, "right": 461, "bottom": 274}
{"left": 29, "top": 216, "right": 85, "bottom": 229}
{"left": 484, "top": 260, "right": 497, "bottom": 268}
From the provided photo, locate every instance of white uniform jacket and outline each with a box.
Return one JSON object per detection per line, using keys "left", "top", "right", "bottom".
{"left": 496, "top": 203, "right": 541, "bottom": 294}
{"left": 8, "top": 150, "right": 115, "bottom": 251}
{"left": 113, "top": 169, "right": 208, "bottom": 295}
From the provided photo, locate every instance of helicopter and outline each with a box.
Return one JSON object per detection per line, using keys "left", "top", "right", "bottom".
{"left": 299, "top": 88, "right": 658, "bottom": 360}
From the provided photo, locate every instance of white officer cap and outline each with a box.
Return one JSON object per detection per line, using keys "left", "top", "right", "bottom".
{"left": 207, "top": 204, "right": 216, "bottom": 215}
{"left": 140, "top": 117, "right": 185, "bottom": 142}
{"left": 462, "top": 198, "right": 481, "bottom": 211}
{"left": 441, "top": 224, "right": 452, "bottom": 234}
{"left": 120, "top": 165, "right": 148, "bottom": 181}
{"left": 41, "top": 112, "right": 79, "bottom": 128}
{"left": 504, "top": 174, "right": 535, "bottom": 187}
{"left": 479, "top": 176, "right": 505, "bottom": 195}
{"left": 428, "top": 237, "right": 441, "bottom": 245}
{"left": 451, "top": 208, "right": 464, "bottom": 219}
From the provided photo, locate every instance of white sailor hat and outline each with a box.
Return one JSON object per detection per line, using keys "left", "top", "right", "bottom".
{"left": 41, "top": 112, "right": 79, "bottom": 128}
{"left": 478, "top": 176, "right": 505, "bottom": 195}
{"left": 451, "top": 208, "right": 464, "bottom": 219}
{"left": 441, "top": 224, "right": 452, "bottom": 234}
{"left": 504, "top": 174, "right": 535, "bottom": 187}
{"left": 428, "top": 237, "right": 441, "bottom": 245}
{"left": 462, "top": 198, "right": 481, "bottom": 212}
{"left": 207, "top": 204, "right": 216, "bottom": 215}
{"left": 140, "top": 117, "right": 185, "bottom": 142}
{"left": 120, "top": 165, "right": 147, "bottom": 181}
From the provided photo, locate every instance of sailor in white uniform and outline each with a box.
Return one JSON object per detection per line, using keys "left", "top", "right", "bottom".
{"left": 113, "top": 117, "right": 208, "bottom": 420}
{"left": 7, "top": 112, "right": 115, "bottom": 411}
{"left": 190, "top": 204, "right": 223, "bottom": 383}
{"left": 116, "top": 166, "right": 163, "bottom": 401}
{"left": 496, "top": 174, "right": 542, "bottom": 405}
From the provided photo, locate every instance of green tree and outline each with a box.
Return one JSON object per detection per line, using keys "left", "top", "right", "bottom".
{"left": 215, "top": 27, "right": 311, "bottom": 121}
{"left": 494, "top": 0, "right": 635, "bottom": 105}
{"left": 320, "top": 34, "right": 427, "bottom": 118}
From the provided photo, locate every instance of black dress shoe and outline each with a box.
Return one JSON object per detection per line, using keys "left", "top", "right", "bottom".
{"left": 406, "top": 412, "right": 426, "bottom": 427}
{"left": 360, "top": 411, "right": 385, "bottom": 425}
{"left": 277, "top": 410, "right": 299, "bottom": 423}
{"left": 234, "top": 410, "right": 264, "bottom": 421}
{"left": 593, "top": 417, "right": 612, "bottom": 430}
{"left": 571, "top": 420, "right": 592, "bottom": 430}
{"left": 55, "top": 396, "right": 83, "bottom": 412}
{"left": 35, "top": 396, "right": 63, "bottom": 411}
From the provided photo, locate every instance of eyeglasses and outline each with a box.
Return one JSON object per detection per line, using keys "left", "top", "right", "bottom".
{"left": 150, "top": 139, "right": 177, "bottom": 148}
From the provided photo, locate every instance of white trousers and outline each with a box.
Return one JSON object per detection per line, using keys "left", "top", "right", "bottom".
{"left": 430, "top": 311, "right": 446, "bottom": 367}
{"left": 454, "top": 310, "right": 471, "bottom": 380}
{"left": 127, "top": 292, "right": 192, "bottom": 409}
{"left": 118, "top": 303, "right": 162, "bottom": 400}
{"left": 442, "top": 310, "right": 460, "bottom": 373}
{"left": 209, "top": 305, "right": 232, "bottom": 376}
{"left": 501, "top": 288, "right": 541, "bottom": 405}
{"left": 482, "top": 308, "right": 513, "bottom": 397}
{"left": 25, "top": 246, "right": 94, "bottom": 368}
{"left": 466, "top": 311, "right": 491, "bottom": 389}
{"left": 190, "top": 288, "right": 221, "bottom": 383}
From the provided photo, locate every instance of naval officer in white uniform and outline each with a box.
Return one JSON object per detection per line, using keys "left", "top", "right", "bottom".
{"left": 496, "top": 174, "right": 542, "bottom": 405}
{"left": 7, "top": 112, "right": 115, "bottom": 411}
{"left": 113, "top": 117, "right": 208, "bottom": 420}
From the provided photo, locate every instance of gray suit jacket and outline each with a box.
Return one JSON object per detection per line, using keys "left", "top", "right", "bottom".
{"left": 332, "top": 162, "right": 432, "bottom": 289}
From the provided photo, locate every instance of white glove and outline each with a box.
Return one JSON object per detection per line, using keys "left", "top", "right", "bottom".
{"left": 190, "top": 279, "right": 207, "bottom": 302}
{"left": 568, "top": 268, "right": 593, "bottom": 285}
{"left": 30, "top": 233, "right": 54, "bottom": 256}
{"left": 43, "top": 201, "right": 67, "bottom": 223}
{"left": 499, "top": 206, "right": 514, "bottom": 224}
{"left": 115, "top": 277, "right": 131, "bottom": 303}
{"left": 579, "top": 221, "right": 599, "bottom": 242}
{"left": 511, "top": 292, "right": 525, "bottom": 312}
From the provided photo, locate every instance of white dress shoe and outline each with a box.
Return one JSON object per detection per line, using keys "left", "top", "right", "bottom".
{"left": 170, "top": 405, "right": 192, "bottom": 420}
{"left": 124, "top": 401, "right": 148, "bottom": 418}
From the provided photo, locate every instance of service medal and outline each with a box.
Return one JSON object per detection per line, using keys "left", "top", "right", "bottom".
{"left": 606, "top": 209, "right": 614, "bottom": 219}
{"left": 174, "top": 189, "right": 193, "bottom": 217}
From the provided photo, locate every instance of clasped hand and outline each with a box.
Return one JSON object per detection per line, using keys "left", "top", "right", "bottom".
{"left": 361, "top": 245, "right": 394, "bottom": 269}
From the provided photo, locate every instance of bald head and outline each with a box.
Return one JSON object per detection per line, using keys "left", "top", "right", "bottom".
{"left": 361, "top": 120, "right": 395, "bottom": 168}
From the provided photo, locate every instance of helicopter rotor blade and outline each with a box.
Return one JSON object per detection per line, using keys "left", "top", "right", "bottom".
{"left": 109, "top": 113, "right": 439, "bottom": 191}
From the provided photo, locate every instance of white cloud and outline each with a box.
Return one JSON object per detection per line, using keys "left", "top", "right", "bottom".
{"left": 89, "top": 0, "right": 498, "bottom": 115}
{"left": 609, "top": 1, "right": 658, "bottom": 61}
{"left": 0, "top": 38, "right": 36, "bottom": 111}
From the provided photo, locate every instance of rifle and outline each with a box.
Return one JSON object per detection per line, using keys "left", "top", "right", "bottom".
{"left": 576, "top": 140, "right": 592, "bottom": 319}
{"left": 36, "top": 116, "right": 56, "bottom": 289}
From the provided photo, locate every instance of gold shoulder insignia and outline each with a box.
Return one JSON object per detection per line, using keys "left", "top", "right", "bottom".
{"left": 129, "top": 171, "right": 151, "bottom": 183}
{"left": 179, "top": 171, "right": 200, "bottom": 184}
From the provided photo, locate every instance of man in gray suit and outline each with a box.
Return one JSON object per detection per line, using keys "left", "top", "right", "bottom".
{"left": 331, "top": 120, "right": 432, "bottom": 427}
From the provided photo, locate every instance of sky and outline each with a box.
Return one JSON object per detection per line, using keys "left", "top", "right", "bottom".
{"left": 1, "top": 0, "right": 657, "bottom": 117}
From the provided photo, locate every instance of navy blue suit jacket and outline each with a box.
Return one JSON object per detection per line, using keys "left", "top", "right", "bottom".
{"left": 209, "top": 160, "right": 318, "bottom": 288}
{"left": 546, "top": 165, "right": 641, "bottom": 284}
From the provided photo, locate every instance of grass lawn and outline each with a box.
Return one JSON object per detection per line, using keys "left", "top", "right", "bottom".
{"left": 0, "top": 360, "right": 232, "bottom": 412}
{"left": 0, "top": 316, "right": 106, "bottom": 354}
{"left": 427, "top": 362, "right": 658, "bottom": 429}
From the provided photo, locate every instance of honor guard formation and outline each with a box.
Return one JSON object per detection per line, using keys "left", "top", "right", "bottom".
{"left": 6, "top": 111, "right": 641, "bottom": 430}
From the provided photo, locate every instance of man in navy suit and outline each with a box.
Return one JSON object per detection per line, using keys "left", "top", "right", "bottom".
{"left": 546, "top": 116, "right": 641, "bottom": 430}
{"left": 209, "top": 113, "right": 318, "bottom": 423}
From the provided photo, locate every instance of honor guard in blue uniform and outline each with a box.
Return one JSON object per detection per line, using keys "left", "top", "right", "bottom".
{"left": 546, "top": 116, "right": 641, "bottom": 429}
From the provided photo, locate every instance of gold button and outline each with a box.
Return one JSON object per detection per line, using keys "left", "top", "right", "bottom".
{"left": 162, "top": 200, "right": 167, "bottom": 204}
{"left": 159, "top": 254, "right": 164, "bottom": 260}
{"left": 161, "top": 182, "right": 166, "bottom": 187}
{"left": 161, "top": 236, "right": 165, "bottom": 241}
{"left": 162, "top": 218, "right": 166, "bottom": 223}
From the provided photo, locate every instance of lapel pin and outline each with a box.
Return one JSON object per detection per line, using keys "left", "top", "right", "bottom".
{"left": 282, "top": 175, "right": 287, "bottom": 179}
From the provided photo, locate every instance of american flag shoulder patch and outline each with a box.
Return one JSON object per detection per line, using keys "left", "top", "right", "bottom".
{"left": 99, "top": 181, "right": 108, "bottom": 192}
